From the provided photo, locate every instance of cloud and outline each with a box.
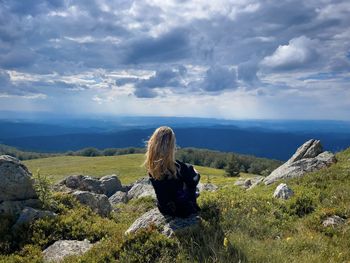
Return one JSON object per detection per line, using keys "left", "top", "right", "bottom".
{"left": 123, "top": 29, "right": 191, "bottom": 64}
{"left": 199, "top": 66, "right": 238, "bottom": 92}
{"left": 0, "top": 0, "right": 350, "bottom": 119}
{"left": 260, "top": 36, "right": 319, "bottom": 70}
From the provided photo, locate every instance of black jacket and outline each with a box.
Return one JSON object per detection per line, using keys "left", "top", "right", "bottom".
{"left": 149, "top": 160, "right": 201, "bottom": 218}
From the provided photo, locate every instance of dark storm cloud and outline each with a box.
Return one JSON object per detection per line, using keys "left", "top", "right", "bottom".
{"left": 123, "top": 29, "right": 191, "bottom": 64}
{"left": 199, "top": 66, "right": 238, "bottom": 92}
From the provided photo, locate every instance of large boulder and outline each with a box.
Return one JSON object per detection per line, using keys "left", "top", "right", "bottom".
{"left": 127, "top": 178, "right": 156, "bottom": 200}
{"left": 43, "top": 239, "right": 93, "bottom": 262}
{"left": 99, "top": 175, "right": 123, "bottom": 197}
{"left": 72, "top": 191, "right": 111, "bottom": 217}
{"left": 0, "top": 199, "right": 41, "bottom": 216}
{"left": 12, "top": 207, "right": 57, "bottom": 229}
{"left": 264, "top": 140, "right": 336, "bottom": 185}
{"left": 0, "top": 155, "right": 37, "bottom": 202}
{"left": 273, "top": 183, "right": 294, "bottom": 200}
{"left": 125, "top": 208, "right": 201, "bottom": 237}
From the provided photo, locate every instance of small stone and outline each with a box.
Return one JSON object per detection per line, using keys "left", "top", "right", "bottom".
{"left": 99, "top": 175, "right": 123, "bottom": 197}
{"left": 273, "top": 183, "right": 294, "bottom": 200}
{"left": 322, "top": 215, "right": 345, "bottom": 227}
{"left": 197, "top": 183, "right": 218, "bottom": 192}
{"left": 109, "top": 191, "right": 128, "bottom": 205}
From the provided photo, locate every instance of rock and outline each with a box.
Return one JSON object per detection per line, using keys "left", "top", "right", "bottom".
{"left": 72, "top": 191, "right": 111, "bottom": 217}
{"left": 64, "top": 175, "right": 103, "bottom": 194}
{"left": 109, "top": 191, "right": 128, "bottom": 205}
{"left": 322, "top": 215, "right": 346, "bottom": 227}
{"left": 234, "top": 176, "right": 264, "bottom": 190}
{"left": 0, "top": 199, "right": 41, "bottom": 216}
{"left": 273, "top": 183, "right": 294, "bottom": 199}
{"left": 127, "top": 178, "right": 156, "bottom": 200}
{"left": 125, "top": 208, "right": 200, "bottom": 237}
{"left": 0, "top": 155, "right": 37, "bottom": 203}
{"left": 43, "top": 239, "right": 93, "bottom": 262}
{"left": 61, "top": 174, "right": 123, "bottom": 197}
{"left": 13, "top": 207, "right": 57, "bottom": 229}
{"left": 197, "top": 183, "right": 218, "bottom": 192}
{"left": 264, "top": 139, "right": 336, "bottom": 185}
{"left": 99, "top": 175, "right": 123, "bottom": 197}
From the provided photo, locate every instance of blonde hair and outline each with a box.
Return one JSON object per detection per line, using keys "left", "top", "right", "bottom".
{"left": 144, "top": 126, "right": 177, "bottom": 180}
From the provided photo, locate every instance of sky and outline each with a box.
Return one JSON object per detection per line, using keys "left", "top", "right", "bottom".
{"left": 0, "top": 0, "right": 350, "bottom": 120}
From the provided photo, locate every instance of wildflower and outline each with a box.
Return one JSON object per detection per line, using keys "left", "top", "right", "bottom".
{"left": 223, "top": 237, "right": 229, "bottom": 247}
{"left": 286, "top": 237, "right": 292, "bottom": 241}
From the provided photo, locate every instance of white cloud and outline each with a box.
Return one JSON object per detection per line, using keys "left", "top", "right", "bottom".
{"left": 261, "top": 36, "right": 319, "bottom": 70}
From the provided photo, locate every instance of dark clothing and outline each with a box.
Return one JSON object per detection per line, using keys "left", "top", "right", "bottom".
{"left": 149, "top": 160, "right": 201, "bottom": 218}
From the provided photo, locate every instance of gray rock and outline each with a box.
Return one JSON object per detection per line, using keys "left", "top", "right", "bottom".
{"left": 99, "top": 175, "right": 123, "bottom": 197}
{"left": 127, "top": 179, "right": 156, "bottom": 200}
{"left": 64, "top": 175, "right": 103, "bottom": 194}
{"left": 197, "top": 183, "right": 218, "bottom": 192}
{"left": 109, "top": 191, "right": 128, "bottom": 205}
{"left": 43, "top": 239, "right": 93, "bottom": 262}
{"left": 273, "top": 183, "right": 294, "bottom": 199}
{"left": 72, "top": 191, "right": 111, "bottom": 217}
{"left": 264, "top": 139, "right": 336, "bottom": 185}
{"left": 0, "top": 199, "right": 41, "bottom": 216}
{"left": 322, "top": 215, "right": 346, "bottom": 227}
{"left": 125, "top": 208, "right": 200, "bottom": 237}
{"left": 234, "top": 176, "right": 264, "bottom": 190}
{"left": 13, "top": 207, "right": 57, "bottom": 229}
{"left": 0, "top": 155, "right": 37, "bottom": 202}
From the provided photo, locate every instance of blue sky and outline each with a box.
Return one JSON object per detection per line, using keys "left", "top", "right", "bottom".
{"left": 0, "top": 0, "right": 350, "bottom": 120}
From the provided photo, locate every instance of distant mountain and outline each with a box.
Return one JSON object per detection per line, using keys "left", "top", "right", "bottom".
{"left": 2, "top": 126, "right": 349, "bottom": 160}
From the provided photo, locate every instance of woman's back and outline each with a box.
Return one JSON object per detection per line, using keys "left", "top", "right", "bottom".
{"left": 149, "top": 160, "right": 200, "bottom": 218}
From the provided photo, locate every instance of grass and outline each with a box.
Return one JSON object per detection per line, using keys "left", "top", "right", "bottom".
{"left": 2, "top": 148, "right": 349, "bottom": 262}
{"left": 23, "top": 154, "right": 251, "bottom": 185}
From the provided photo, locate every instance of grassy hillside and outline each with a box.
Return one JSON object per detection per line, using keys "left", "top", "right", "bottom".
{"left": 23, "top": 154, "right": 246, "bottom": 185}
{"left": 1, "top": 149, "right": 349, "bottom": 262}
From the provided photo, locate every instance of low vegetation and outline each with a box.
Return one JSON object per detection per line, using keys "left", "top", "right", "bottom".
{"left": 1, "top": 148, "right": 349, "bottom": 262}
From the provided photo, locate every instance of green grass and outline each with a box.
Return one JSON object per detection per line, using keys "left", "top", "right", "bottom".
{"left": 23, "top": 154, "right": 250, "bottom": 185}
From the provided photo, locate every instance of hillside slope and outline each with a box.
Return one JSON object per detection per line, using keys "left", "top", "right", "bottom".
{"left": 1, "top": 148, "right": 349, "bottom": 262}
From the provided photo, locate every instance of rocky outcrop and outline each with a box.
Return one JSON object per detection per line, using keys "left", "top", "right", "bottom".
{"left": 322, "top": 215, "right": 346, "bottom": 227}
{"left": 60, "top": 174, "right": 123, "bottom": 197}
{"left": 109, "top": 191, "right": 128, "bottom": 205}
{"left": 13, "top": 207, "right": 57, "bottom": 229}
{"left": 127, "top": 178, "right": 156, "bottom": 200}
{"left": 72, "top": 191, "right": 111, "bottom": 217}
{"left": 125, "top": 208, "right": 200, "bottom": 237}
{"left": 273, "top": 183, "right": 294, "bottom": 199}
{"left": 42, "top": 239, "right": 93, "bottom": 262}
{"left": 197, "top": 183, "right": 218, "bottom": 192}
{"left": 0, "top": 155, "right": 37, "bottom": 202}
{"left": 0, "top": 155, "right": 39, "bottom": 216}
{"left": 264, "top": 140, "right": 336, "bottom": 185}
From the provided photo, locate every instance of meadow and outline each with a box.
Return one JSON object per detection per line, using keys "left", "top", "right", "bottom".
{"left": 23, "top": 154, "right": 249, "bottom": 185}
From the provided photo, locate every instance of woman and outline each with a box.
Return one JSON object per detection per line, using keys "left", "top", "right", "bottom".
{"left": 144, "top": 126, "right": 201, "bottom": 218}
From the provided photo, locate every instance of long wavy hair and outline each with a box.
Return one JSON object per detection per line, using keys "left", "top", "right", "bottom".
{"left": 144, "top": 126, "right": 177, "bottom": 180}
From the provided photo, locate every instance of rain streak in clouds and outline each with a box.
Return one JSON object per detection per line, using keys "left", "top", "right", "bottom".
{"left": 0, "top": 0, "right": 350, "bottom": 119}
